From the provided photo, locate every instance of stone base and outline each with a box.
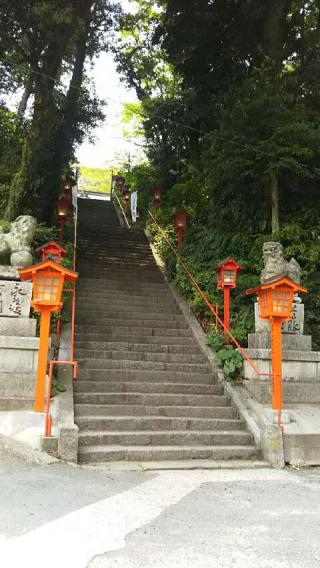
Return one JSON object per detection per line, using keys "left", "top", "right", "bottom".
{"left": 243, "top": 348, "right": 320, "bottom": 383}
{"left": 0, "top": 336, "right": 39, "bottom": 373}
{"left": 283, "top": 434, "right": 320, "bottom": 465}
{"left": 244, "top": 379, "right": 320, "bottom": 404}
{"left": 248, "top": 332, "right": 312, "bottom": 351}
{"left": 0, "top": 372, "right": 38, "bottom": 399}
{"left": 0, "top": 266, "right": 20, "bottom": 280}
{"left": 0, "top": 317, "right": 36, "bottom": 337}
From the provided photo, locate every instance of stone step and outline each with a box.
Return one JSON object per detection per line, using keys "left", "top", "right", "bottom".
{"left": 75, "top": 341, "right": 202, "bottom": 355}
{"left": 76, "top": 358, "right": 210, "bottom": 373}
{"left": 78, "top": 430, "right": 252, "bottom": 447}
{"left": 78, "top": 274, "right": 165, "bottom": 284}
{"left": 76, "top": 369, "right": 215, "bottom": 384}
{"left": 76, "top": 312, "right": 186, "bottom": 323}
{"left": 73, "top": 392, "right": 229, "bottom": 406}
{"left": 78, "top": 445, "right": 258, "bottom": 463}
{"left": 75, "top": 295, "right": 178, "bottom": 308}
{"left": 74, "top": 381, "right": 221, "bottom": 395}
{"left": 75, "top": 325, "right": 191, "bottom": 336}
{"left": 77, "top": 261, "right": 156, "bottom": 269}
{"left": 75, "top": 334, "right": 195, "bottom": 345}
{"left": 75, "top": 404, "right": 236, "bottom": 418}
{"left": 75, "top": 415, "right": 245, "bottom": 432}
{"left": 75, "top": 349, "right": 206, "bottom": 364}
{"left": 76, "top": 303, "right": 180, "bottom": 314}
{"left": 77, "top": 278, "right": 168, "bottom": 288}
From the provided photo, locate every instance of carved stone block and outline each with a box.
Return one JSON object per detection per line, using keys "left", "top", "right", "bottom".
{"left": 0, "top": 280, "right": 33, "bottom": 318}
{"left": 254, "top": 302, "right": 304, "bottom": 335}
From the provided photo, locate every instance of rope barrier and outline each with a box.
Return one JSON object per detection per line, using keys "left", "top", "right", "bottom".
{"left": 148, "top": 210, "right": 268, "bottom": 380}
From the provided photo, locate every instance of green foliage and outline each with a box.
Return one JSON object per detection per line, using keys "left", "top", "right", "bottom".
{"left": 32, "top": 223, "right": 59, "bottom": 249}
{"left": 206, "top": 330, "right": 243, "bottom": 381}
{"left": 79, "top": 167, "right": 113, "bottom": 194}
{"left": 214, "top": 347, "right": 243, "bottom": 381}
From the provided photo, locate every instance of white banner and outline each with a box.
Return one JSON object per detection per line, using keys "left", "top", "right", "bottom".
{"left": 72, "top": 186, "right": 78, "bottom": 208}
{"left": 130, "top": 191, "right": 138, "bottom": 223}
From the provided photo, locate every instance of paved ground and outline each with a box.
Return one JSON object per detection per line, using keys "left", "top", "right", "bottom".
{"left": 0, "top": 456, "right": 320, "bottom": 568}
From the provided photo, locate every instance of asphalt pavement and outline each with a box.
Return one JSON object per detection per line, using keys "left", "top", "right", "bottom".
{"left": 0, "top": 456, "right": 319, "bottom": 568}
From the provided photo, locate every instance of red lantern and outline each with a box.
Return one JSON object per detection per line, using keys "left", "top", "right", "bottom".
{"left": 215, "top": 258, "right": 243, "bottom": 342}
{"left": 56, "top": 196, "right": 72, "bottom": 242}
{"left": 246, "top": 276, "right": 307, "bottom": 413}
{"left": 36, "top": 241, "right": 67, "bottom": 264}
{"left": 152, "top": 187, "right": 162, "bottom": 208}
{"left": 173, "top": 211, "right": 188, "bottom": 247}
{"left": 216, "top": 258, "right": 243, "bottom": 290}
{"left": 19, "top": 260, "right": 78, "bottom": 412}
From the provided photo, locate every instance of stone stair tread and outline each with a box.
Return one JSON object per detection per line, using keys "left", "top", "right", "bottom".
{"left": 74, "top": 382, "right": 220, "bottom": 394}
{"left": 74, "top": 404, "right": 236, "bottom": 418}
{"left": 78, "top": 445, "right": 259, "bottom": 462}
{"left": 75, "top": 350, "right": 206, "bottom": 363}
{"left": 75, "top": 342, "right": 202, "bottom": 354}
{"left": 76, "top": 359, "right": 210, "bottom": 373}
{"left": 75, "top": 416, "right": 244, "bottom": 428}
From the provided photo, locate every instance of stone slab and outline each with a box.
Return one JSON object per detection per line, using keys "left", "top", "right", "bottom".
{"left": 243, "top": 348, "right": 320, "bottom": 383}
{"left": 0, "top": 398, "right": 34, "bottom": 410}
{"left": 283, "top": 434, "right": 320, "bottom": 465}
{"left": 0, "top": 336, "right": 39, "bottom": 349}
{"left": 0, "top": 373, "right": 37, "bottom": 399}
{"left": 0, "top": 280, "right": 32, "bottom": 317}
{"left": 244, "top": 380, "right": 320, "bottom": 404}
{"left": 248, "top": 332, "right": 312, "bottom": 351}
{"left": 0, "top": 316, "right": 36, "bottom": 337}
{"left": 255, "top": 301, "right": 304, "bottom": 334}
{"left": 0, "top": 347, "right": 39, "bottom": 373}
{"left": 0, "top": 267, "right": 20, "bottom": 280}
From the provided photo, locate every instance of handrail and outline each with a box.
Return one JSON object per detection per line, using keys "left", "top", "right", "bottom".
{"left": 148, "top": 210, "right": 269, "bottom": 380}
{"left": 113, "top": 190, "right": 131, "bottom": 229}
{"left": 44, "top": 195, "right": 79, "bottom": 437}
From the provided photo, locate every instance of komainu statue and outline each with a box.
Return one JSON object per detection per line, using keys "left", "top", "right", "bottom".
{"left": 261, "top": 241, "right": 301, "bottom": 284}
{"left": 0, "top": 216, "right": 37, "bottom": 269}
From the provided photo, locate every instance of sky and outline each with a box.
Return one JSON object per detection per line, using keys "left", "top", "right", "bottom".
{"left": 76, "top": 0, "right": 144, "bottom": 170}
{"left": 4, "top": 0, "right": 144, "bottom": 172}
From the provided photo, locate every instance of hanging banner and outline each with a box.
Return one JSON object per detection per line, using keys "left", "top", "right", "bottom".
{"left": 130, "top": 191, "right": 138, "bottom": 223}
{"left": 72, "top": 185, "right": 78, "bottom": 208}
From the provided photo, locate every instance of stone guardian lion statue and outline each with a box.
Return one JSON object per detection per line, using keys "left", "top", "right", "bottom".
{"left": 0, "top": 215, "right": 37, "bottom": 268}
{"left": 261, "top": 241, "right": 301, "bottom": 284}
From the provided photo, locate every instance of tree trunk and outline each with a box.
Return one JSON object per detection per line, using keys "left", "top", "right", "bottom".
{"left": 54, "top": 2, "right": 92, "bottom": 174}
{"left": 262, "top": 0, "right": 292, "bottom": 71}
{"left": 17, "top": 73, "right": 33, "bottom": 118}
{"left": 5, "top": 15, "right": 77, "bottom": 221}
{"left": 270, "top": 171, "right": 280, "bottom": 234}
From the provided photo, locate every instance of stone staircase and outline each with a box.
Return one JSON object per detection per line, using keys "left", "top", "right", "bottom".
{"left": 74, "top": 198, "right": 259, "bottom": 463}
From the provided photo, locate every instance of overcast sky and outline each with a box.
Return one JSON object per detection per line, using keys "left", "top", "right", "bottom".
{"left": 76, "top": 0, "right": 143, "bottom": 170}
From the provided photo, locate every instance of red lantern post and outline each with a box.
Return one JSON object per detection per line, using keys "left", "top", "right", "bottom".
{"left": 123, "top": 189, "right": 130, "bottom": 215}
{"left": 36, "top": 241, "right": 67, "bottom": 264}
{"left": 56, "top": 196, "right": 71, "bottom": 242}
{"left": 246, "top": 276, "right": 307, "bottom": 414}
{"left": 215, "top": 258, "right": 243, "bottom": 341}
{"left": 19, "top": 261, "right": 78, "bottom": 412}
{"left": 152, "top": 187, "right": 162, "bottom": 208}
{"left": 173, "top": 211, "right": 188, "bottom": 247}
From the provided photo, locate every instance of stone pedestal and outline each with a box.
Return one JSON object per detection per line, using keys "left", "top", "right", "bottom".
{"left": 0, "top": 280, "right": 39, "bottom": 409}
{"left": 243, "top": 301, "right": 320, "bottom": 405}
